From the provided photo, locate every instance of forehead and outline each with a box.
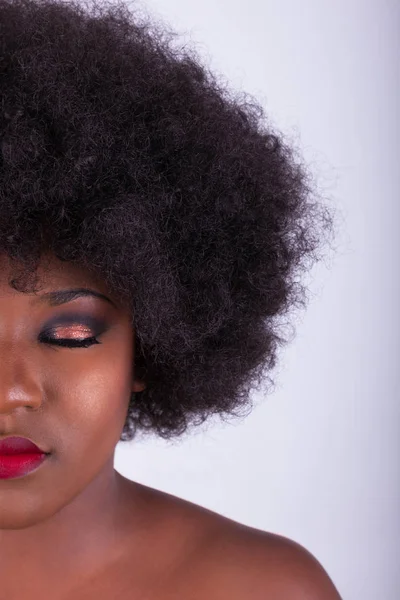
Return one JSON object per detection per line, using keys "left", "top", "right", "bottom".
{"left": 0, "top": 252, "right": 109, "bottom": 297}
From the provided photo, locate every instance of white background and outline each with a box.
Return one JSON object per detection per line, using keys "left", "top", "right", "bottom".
{"left": 115, "top": 1, "right": 400, "bottom": 598}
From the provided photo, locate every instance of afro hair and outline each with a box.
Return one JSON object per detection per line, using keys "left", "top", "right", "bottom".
{"left": 0, "top": 0, "right": 336, "bottom": 441}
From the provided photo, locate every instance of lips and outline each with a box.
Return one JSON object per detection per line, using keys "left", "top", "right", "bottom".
{"left": 0, "top": 436, "right": 47, "bottom": 455}
{"left": 0, "top": 436, "right": 50, "bottom": 480}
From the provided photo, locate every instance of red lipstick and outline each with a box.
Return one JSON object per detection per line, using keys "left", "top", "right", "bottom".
{"left": 0, "top": 436, "right": 49, "bottom": 480}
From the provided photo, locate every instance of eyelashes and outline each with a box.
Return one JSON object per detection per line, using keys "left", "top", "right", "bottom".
{"left": 39, "top": 334, "right": 101, "bottom": 349}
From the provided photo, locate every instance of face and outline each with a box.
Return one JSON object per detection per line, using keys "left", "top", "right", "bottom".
{"left": 0, "top": 252, "right": 145, "bottom": 529}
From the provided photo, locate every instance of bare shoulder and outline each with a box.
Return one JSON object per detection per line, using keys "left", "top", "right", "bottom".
{"left": 194, "top": 517, "right": 343, "bottom": 600}
{"left": 130, "top": 480, "right": 342, "bottom": 600}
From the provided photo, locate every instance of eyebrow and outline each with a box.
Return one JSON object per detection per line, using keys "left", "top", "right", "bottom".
{"left": 33, "top": 288, "right": 117, "bottom": 308}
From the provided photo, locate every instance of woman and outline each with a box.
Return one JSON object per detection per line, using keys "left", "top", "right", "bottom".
{"left": 0, "top": 0, "right": 341, "bottom": 597}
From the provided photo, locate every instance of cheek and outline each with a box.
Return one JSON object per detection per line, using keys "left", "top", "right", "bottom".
{"left": 46, "top": 338, "right": 134, "bottom": 451}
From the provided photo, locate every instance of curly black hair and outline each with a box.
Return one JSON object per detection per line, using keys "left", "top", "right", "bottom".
{"left": 0, "top": 0, "right": 336, "bottom": 442}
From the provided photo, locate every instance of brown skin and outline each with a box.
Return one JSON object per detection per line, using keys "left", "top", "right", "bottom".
{"left": 0, "top": 253, "right": 342, "bottom": 600}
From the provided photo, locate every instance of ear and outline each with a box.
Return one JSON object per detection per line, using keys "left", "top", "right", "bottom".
{"left": 132, "top": 378, "right": 146, "bottom": 393}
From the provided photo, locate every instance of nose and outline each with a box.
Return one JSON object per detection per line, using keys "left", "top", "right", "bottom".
{"left": 0, "top": 346, "right": 43, "bottom": 415}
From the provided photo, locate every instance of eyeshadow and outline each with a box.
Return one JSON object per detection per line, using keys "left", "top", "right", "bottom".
{"left": 43, "top": 313, "right": 108, "bottom": 334}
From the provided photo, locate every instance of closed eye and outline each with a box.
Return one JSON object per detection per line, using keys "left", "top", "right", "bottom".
{"left": 39, "top": 334, "right": 101, "bottom": 348}
{"left": 38, "top": 314, "right": 107, "bottom": 349}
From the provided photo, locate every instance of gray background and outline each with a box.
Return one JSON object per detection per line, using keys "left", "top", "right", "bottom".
{"left": 115, "top": 1, "right": 400, "bottom": 598}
